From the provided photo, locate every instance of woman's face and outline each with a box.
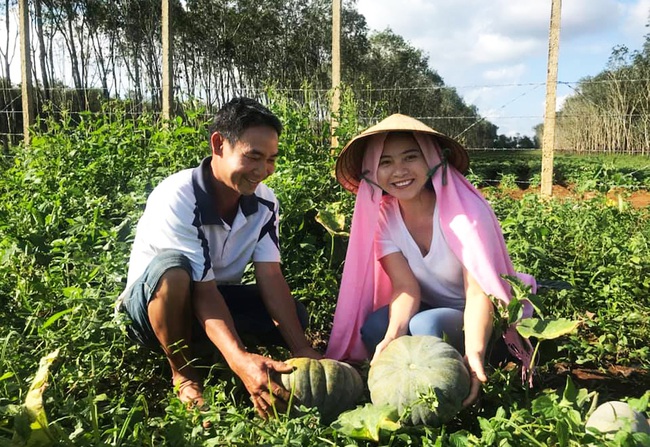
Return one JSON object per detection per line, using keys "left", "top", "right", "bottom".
{"left": 376, "top": 133, "right": 431, "bottom": 200}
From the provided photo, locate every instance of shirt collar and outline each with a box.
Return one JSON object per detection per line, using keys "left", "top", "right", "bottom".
{"left": 191, "top": 157, "right": 259, "bottom": 225}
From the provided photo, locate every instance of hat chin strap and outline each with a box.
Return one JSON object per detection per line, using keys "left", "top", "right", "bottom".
{"left": 426, "top": 147, "right": 450, "bottom": 185}
{"left": 358, "top": 133, "right": 387, "bottom": 198}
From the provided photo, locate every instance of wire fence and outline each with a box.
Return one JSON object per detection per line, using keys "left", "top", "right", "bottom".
{"left": 2, "top": 81, "right": 650, "bottom": 155}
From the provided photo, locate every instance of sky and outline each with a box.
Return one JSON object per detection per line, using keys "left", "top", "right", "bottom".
{"left": 1, "top": 0, "right": 648, "bottom": 139}
{"left": 356, "top": 0, "right": 650, "bottom": 137}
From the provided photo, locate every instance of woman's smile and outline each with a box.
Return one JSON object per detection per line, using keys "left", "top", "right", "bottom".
{"left": 392, "top": 179, "right": 414, "bottom": 188}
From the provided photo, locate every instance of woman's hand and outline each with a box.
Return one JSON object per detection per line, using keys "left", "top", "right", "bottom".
{"left": 370, "top": 336, "right": 395, "bottom": 365}
{"left": 462, "top": 353, "right": 488, "bottom": 407}
{"left": 292, "top": 346, "right": 323, "bottom": 360}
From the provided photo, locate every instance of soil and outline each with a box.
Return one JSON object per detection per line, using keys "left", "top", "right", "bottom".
{"left": 542, "top": 363, "right": 650, "bottom": 401}
{"left": 486, "top": 184, "right": 650, "bottom": 209}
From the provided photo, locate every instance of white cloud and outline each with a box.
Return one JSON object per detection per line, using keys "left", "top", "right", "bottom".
{"left": 561, "top": 0, "right": 622, "bottom": 37}
{"left": 471, "top": 34, "right": 539, "bottom": 64}
{"left": 622, "top": 0, "right": 650, "bottom": 40}
{"left": 483, "top": 64, "right": 527, "bottom": 82}
{"left": 556, "top": 94, "right": 569, "bottom": 111}
{"left": 490, "top": 0, "right": 553, "bottom": 37}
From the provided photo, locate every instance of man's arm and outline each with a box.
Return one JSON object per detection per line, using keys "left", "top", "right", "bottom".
{"left": 192, "top": 280, "right": 294, "bottom": 418}
{"left": 192, "top": 280, "right": 247, "bottom": 361}
{"left": 254, "top": 261, "right": 321, "bottom": 359}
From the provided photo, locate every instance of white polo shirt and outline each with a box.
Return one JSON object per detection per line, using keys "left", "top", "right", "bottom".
{"left": 123, "top": 157, "right": 281, "bottom": 291}
{"left": 375, "top": 195, "right": 465, "bottom": 310}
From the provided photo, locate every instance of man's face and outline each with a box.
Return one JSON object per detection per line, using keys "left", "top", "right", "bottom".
{"left": 211, "top": 125, "right": 279, "bottom": 196}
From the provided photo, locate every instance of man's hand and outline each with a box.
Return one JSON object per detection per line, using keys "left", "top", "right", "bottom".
{"left": 292, "top": 346, "right": 322, "bottom": 360}
{"left": 462, "top": 353, "right": 488, "bottom": 408}
{"left": 230, "top": 352, "right": 294, "bottom": 419}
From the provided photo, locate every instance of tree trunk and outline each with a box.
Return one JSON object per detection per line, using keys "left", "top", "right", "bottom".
{"left": 34, "top": 0, "right": 51, "bottom": 101}
{"left": 64, "top": 10, "right": 84, "bottom": 110}
{"left": 2, "top": 0, "right": 12, "bottom": 86}
{"left": 91, "top": 32, "right": 110, "bottom": 98}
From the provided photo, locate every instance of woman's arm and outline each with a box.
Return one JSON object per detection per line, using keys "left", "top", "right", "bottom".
{"left": 462, "top": 268, "right": 494, "bottom": 406}
{"left": 372, "top": 252, "right": 421, "bottom": 363}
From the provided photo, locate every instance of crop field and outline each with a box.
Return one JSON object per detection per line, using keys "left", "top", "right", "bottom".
{"left": 1, "top": 101, "right": 649, "bottom": 446}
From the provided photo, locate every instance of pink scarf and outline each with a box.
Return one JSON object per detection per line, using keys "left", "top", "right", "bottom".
{"left": 325, "top": 133, "right": 536, "bottom": 384}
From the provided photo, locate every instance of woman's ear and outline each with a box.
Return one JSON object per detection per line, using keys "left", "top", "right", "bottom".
{"left": 210, "top": 132, "right": 225, "bottom": 155}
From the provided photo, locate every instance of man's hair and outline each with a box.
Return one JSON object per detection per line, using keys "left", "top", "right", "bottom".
{"left": 208, "top": 97, "right": 283, "bottom": 144}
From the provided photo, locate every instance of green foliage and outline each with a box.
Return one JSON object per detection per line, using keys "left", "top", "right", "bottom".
{"left": 332, "top": 403, "right": 401, "bottom": 442}
{"left": 492, "top": 193, "right": 650, "bottom": 368}
{"left": 464, "top": 377, "right": 600, "bottom": 446}
{"left": 0, "top": 92, "right": 648, "bottom": 445}
{"left": 468, "top": 150, "right": 650, "bottom": 188}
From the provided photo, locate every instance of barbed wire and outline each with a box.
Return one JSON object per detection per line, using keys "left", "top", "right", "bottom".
{"left": 2, "top": 77, "right": 650, "bottom": 94}
{"left": 1, "top": 109, "right": 650, "bottom": 121}
{"left": 0, "top": 94, "right": 22, "bottom": 114}
{"left": 2, "top": 80, "right": 650, "bottom": 145}
{"left": 558, "top": 78, "right": 650, "bottom": 85}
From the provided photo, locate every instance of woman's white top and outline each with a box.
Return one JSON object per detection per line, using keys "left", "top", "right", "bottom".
{"left": 375, "top": 196, "right": 465, "bottom": 310}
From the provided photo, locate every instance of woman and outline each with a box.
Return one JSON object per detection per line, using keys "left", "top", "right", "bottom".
{"left": 325, "top": 114, "right": 536, "bottom": 405}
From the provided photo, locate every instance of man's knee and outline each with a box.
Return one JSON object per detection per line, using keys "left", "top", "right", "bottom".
{"left": 153, "top": 267, "right": 192, "bottom": 300}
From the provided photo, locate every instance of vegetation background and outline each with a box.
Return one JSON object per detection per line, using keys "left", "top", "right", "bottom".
{"left": 2, "top": 0, "right": 650, "bottom": 154}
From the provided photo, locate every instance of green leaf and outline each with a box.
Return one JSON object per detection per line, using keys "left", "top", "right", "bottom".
{"left": 626, "top": 391, "right": 650, "bottom": 413}
{"left": 516, "top": 318, "right": 580, "bottom": 340}
{"left": 531, "top": 395, "right": 558, "bottom": 418}
{"left": 41, "top": 308, "right": 75, "bottom": 330}
{"left": 315, "top": 205, "right": 349, "bottom": 237}
{"left": 506, "top": 299, "right": 523, "bottom": 325}
{"left": 556, "top": 419, "right": 569, "bottom": 447}
{"left": 561, "top": 376, "right": 578, "bottom": 404}
{"left": 331, "top": 403, "right": 400, "bottom": 442}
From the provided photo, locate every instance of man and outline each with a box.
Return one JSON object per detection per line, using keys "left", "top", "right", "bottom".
{"left": 117, "top": 97, "right": 321, "bottom": 420}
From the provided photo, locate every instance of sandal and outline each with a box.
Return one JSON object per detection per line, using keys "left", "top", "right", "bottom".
{"left": 176, "top": 379, "right": 213, "bottom": 429}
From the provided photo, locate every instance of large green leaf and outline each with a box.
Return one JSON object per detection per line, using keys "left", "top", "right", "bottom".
{"left": 331, "top": 403, "right": 400, "bottom": 441}
{"left": 516, "top": 318, "right": 580, "bottom": 340}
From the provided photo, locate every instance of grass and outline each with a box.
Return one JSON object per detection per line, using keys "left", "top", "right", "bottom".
{"left": 0, "top": 103, "right": 649, "bottom": 445}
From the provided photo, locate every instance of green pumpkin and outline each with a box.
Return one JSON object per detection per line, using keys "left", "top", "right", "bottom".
{"left": 367, "top": 335, "right": 470, "bottom": 426}
{"left": 279, "top": 357, "right": 364, "bottom": 423}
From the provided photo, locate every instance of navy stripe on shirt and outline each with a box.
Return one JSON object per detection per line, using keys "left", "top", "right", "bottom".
{"left": 257, "top": 197, "right": 279, "bottom": 250}
{"left": 192, "top": 201, "right": 212, "bottom": 280}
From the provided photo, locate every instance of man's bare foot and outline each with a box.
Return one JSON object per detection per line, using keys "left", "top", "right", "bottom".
{"left": 174, "top": 377, "right": 212, "bottom": 429}
{"left": 176, "top": 378, "right": 204, "bottom": 406}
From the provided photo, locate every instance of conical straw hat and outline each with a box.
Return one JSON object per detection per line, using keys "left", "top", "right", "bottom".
{"left": 335, "top": 114, "right": 470, "bottom": 194}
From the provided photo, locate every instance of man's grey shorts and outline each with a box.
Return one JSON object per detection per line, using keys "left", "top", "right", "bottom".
{"left": 119, "top": 250, "right": 308, "bottom": 352}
